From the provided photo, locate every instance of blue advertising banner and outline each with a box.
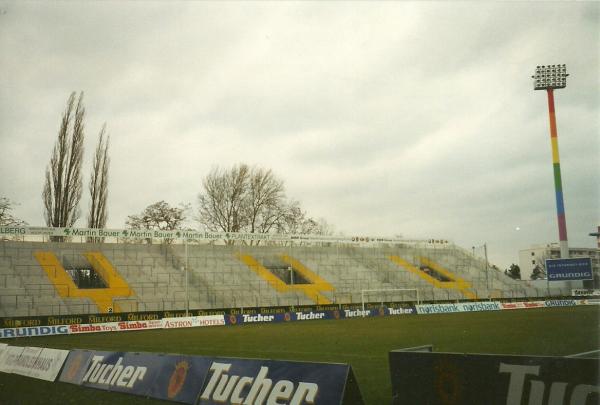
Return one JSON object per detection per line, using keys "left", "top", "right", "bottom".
{"left": 58, "top": 350, "right": 94, "bottom": 385}
{"left": 546, "top": 257, "right": 593, "bottom": 281}
{"left": 147, "top": 355, "right": 212, "bottom": 403}
{"left": 389, "top": 351, "right": 600, "bottom": 405}
{"left": 385, "top": 307, "right": 415, "bottom": 316}
{"left": 224, "top": 307, "right": 406, "bottom": 326}
{"left": 60, "top": 350, "right": 165, "bottom": 396}
{"left": 225, "top": 310, "right": 345, "bottom": 325}
{"left": 59, "top": 349, "right": 365, "bottom": 404}
{"left": 225, "top": 312, "right": 291, "bottom": 325}
{"left": 196, "top": 358, "right": 352, "bottom": 405}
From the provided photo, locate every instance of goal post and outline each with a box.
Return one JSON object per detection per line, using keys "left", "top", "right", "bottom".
{"left": 361, "top": 288, "right": 420, "bottom": 314}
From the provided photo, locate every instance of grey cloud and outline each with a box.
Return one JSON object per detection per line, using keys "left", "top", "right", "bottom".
{"left": 0, "top": 1, "right": 598, "bottom": 269}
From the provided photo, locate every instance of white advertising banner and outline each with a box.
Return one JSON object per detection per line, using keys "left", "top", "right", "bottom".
{"left": 68, "top": 319, "right": 163, "bottom": 334}
{"left": 572, "top": 289, "right": 600, "bottom": 297}
{"left": 68, "top": 322, "right": 120, "bottom": 334}
{"left": 117, "top": 319, "right": 163, "bottom": 331}
{"left": 196, "top": 314, "right": 226, "bottom": 327}
{"left": 0, "top": 225, "right": 433, "bottom": 245}
{"left": 22, "top": 348, "right": 70, "bottom": 381}
{"left": 415, "top": 301, "right": 502, "bottom": 315}
{"left": 0, "top": 345, "right": 69, "bottom": 381}
{"left": 0, "top": 343, "right": 8, "bottom": 369}
{"left": 500, "top": 301, "right": 545, "bottom": 310}
{"left": 11, "top": 346, "right": 43, "bottom": 377}
{"left": 0, "top": 345, "right": 25, "bottom": 373}
{"left": 162, "top": 315, "right": 225, "bottom": 329}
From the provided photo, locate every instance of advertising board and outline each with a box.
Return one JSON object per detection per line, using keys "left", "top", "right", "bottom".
{"left": 0, "top": 345, "right": 25, "bottom": 373}
{"left": 0, "top": 325, "right": 70, "bottom": 339}
{"left": 389, "top": 351, "right": 599, "bottom": 405}
{"left": 59, "top": 349, "right": 364, "bottom": 404}
{"left": 162, "top": 315, "right": 225, "bottom": 329}
{"left": 546, "top": 257, "right": 593, "bottom": 281}
{"left": 8, "top": 346, "right": 69, "bottom": 381}
{"left": 415, "top": 301, "right": 501, "bottom": 315}
{"left": 572, "top": 289, "right": 600, "bottom": 297}
{"left": 196, "top": 358, "right": 353, "bottom": 405}
{"left": 58, "top": 350, "right": 94, "bottom": 384}
{"left": 10, "top": 346, "right": 43, "bottom": 377}
{"left": 61, "top": 350, "right": 164, "bottom": 396}
{"left": 544, "top": 299, "right": 579, "bottom": 308}
{"left": 500, "top": 301, "right": 545, "bottom": 310}
{"left": 226, "top": 310, "right": 345, "bottom": 325}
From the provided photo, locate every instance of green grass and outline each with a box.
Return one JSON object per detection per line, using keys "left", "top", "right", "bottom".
{"left": 0, "top": 306, "right": 598, "bottom": 404}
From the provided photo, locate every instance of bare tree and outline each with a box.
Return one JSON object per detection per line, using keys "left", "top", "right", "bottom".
{"left": 87, "top": 124, "right": 110, "bottom": 229}
{"left": 42, "top": 92, "right": 85, "bottom": 231}
{"left": 126, "top": 201, "right": 189, "bottom": 244}
{"left": 245, "top": 167, "right": 285, "bottom": 238}
{"left": 277, "top": 200, "right": 318, "bottom": 235}
{"left": 197, "top": 163, "right": 332, "bottom": 244}
{"left": 126, "top": 200, "right": 187, "bottom": 231}
{"left": 197, "top": 164, "right": 250, "bottom": 235}
{"left": 313, "top": 217, "right": 335, "bottom": 236}
{"left": 0, "top": 197, "right": 27, "bottom": 227}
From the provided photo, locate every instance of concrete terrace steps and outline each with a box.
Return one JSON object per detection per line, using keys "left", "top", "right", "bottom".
{"left": 0, "top": 240, "right": 569, "bottom": 317}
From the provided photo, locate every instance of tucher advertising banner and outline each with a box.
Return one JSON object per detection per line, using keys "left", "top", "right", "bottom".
{"left": 59, "top": 349, "right": 364, "bottom": 404}
{"left": 389, "top": 351, "right": 599, "bottom": 405}
{"left": 196, "top": 358, "right": 355, "bottom": 405}
{"left": 546, "top": 258, "right": 593, "bottom": 281}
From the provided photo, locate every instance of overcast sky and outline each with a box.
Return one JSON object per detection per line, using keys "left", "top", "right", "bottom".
{"left": 0, "top": 1, "right": 598, "bottom": 269}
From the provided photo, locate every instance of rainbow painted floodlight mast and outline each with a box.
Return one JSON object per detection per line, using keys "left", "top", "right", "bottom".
{"left": 532, "top": 64, "right": 569, "bottom": 259}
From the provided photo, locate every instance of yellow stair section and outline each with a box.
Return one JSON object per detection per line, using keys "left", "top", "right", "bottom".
{"left": 237, "top": 254, "right": 334, "bottom": 305}
{"left": 389, "top": 255, "right": 477, "bottom": 300}
{"left": 34, "top": 251, "right": 134, "bottom": 313}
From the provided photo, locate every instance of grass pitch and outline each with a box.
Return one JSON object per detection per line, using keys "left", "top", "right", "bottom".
{"left": 0, "top": 305, "right": 598, "bottom": 404}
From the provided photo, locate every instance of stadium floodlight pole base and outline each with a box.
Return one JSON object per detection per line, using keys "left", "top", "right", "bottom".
{"left": 361, "top": 288, "right": 420, "bottom": 316}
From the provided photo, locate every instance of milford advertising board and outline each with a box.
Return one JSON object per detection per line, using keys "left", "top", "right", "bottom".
{"left": 389, "top": 351, "right": 599, "bottom": 405}
{"left": 546, "top": 257, "right": 593, "bottom": 281}
{"left": 60, "top": 349, "right": 364, "bottom": 404}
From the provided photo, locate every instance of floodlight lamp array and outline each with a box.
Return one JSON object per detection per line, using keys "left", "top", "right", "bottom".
{"left": 532, "top": 64, "right": 568, "bottom": 90}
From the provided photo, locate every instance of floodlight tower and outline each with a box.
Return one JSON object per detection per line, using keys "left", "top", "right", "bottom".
{"left": 532, "top": 64, "right": 570, "bottom": 259}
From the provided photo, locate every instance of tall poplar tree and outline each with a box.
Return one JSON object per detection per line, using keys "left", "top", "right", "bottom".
{"left": 42, "top": 92, "right": 85, "bottom": 232}
{"left": 87, "top": 124, "right": 110, "bottom": 230}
